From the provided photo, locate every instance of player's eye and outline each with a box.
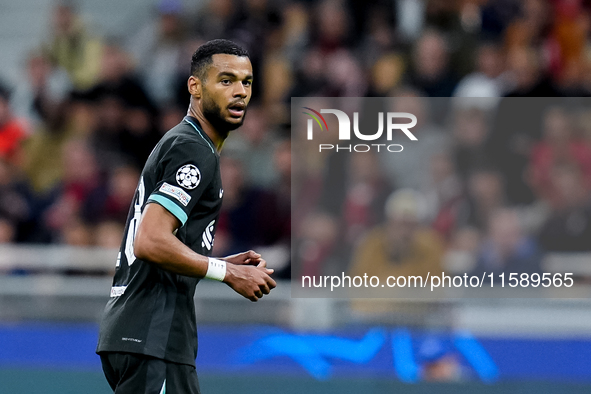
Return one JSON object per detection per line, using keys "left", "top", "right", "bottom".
{"left": 221, "top": 79, "right": 231, "bottom": 85}
{"left": 243, "top": 80, "right": 252, "bottom": 87}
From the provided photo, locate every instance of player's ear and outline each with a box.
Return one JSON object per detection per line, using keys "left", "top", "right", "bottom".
{"left": 187, "top": 75, "right": 202, "bottom": 99}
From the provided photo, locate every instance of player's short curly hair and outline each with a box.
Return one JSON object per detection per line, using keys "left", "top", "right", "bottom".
{"left": 190, "top": 39, "right": 249, "bottom": 81}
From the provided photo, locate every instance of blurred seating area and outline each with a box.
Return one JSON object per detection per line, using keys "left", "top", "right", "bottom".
{"left": 1, "top": 0, "right": 591, "bottom": 280}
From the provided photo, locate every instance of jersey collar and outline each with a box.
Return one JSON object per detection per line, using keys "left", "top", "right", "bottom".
{"left": 183, "top": 116, "right": 216, "bottom": 154}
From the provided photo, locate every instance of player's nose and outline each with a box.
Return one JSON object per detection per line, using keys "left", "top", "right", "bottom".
{"left": 233, "top": 83, "right": 248, "bottom": 98}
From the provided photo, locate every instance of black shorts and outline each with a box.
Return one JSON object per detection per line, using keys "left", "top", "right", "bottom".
{"left": 100, "top": 352, "right": 201, "bottom": 394}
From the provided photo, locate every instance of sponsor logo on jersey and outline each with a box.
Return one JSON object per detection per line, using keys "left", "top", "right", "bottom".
{"left": 176, "top": 164, "right": 201, "bottom": 190}
{"left": 159, "top": 182, "right": 192, "bottom": 206}
{"left": 202, "top": 219, "right": 216, "bottom": 251}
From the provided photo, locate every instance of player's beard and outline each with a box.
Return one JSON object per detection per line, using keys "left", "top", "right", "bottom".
{"left": 202, "top": 90, "right": 246, "bottom": 137}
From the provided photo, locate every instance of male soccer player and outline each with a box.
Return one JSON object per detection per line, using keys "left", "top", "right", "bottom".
{"left": 96, "top": 39, "right": 276, "bottom": 394}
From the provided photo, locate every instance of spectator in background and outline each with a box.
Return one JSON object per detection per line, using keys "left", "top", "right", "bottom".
{"left": 222, "top": 105, "right": 278, "bottom": 188}
{"left": 443, "top": 226, "right": 481, "bottom": 275}
{"left": 349, "top": 189, "right": 443, "bottom": 283}
{"left": 356, "top": 2, "right": 397, "bottom": 70}
{"left": 11, "top": 50, "right": 72, "bottom": 128}
{"left": 290, "top": 97, "right": 335, "bottom": 241}
{"left": 315, "top": 121, "right": 393, "bottom": 239}
{"left": 548, "top": 0, "right": 590, "bottom": 96}
{"left": 46, "top": 1, "right": 103, "bottom": 90}
{"left": 0, "top": 84, "right": 28, "bottom": 166}
{"left": 318, "top": 49, "right": 367, "bottom": 97}
{"left": 90, "top": 92, "right": 127, "bottom": 168}
{"left": 504, "top": 0, "right": 550, "bottom": 53}
{"left": 0, "top": 217, "right": 16, "bottom": 244}
{"left": 61, "top": 217, "right": 93, "bottom": 246}
{"left": 89, "top": 42, "right": 158, "bottom": 170}
{"left": 289, "top": 47, "right": 326, "bottom": 97}
{"left": 538, "top": 163, "right": 591, "bottom": 252}
{"left": 302, "top": 106, "right": 394, "bottom": 277}
{"left": 422, "top": 0, "right": 481, "bottom": 78}
{"left": 294, "top": 210, "right": 339, "bottom": 278}
{"left": 311, "top": 0, "right": 351, "bottom": 54}
{"left": 84, "top": 163, "right": 140, "bottom": 225}
{"left": 426, "top": 152, "right": 464, "bottom": 241}
{"left": 276, "top": 2, "right": 309, "bottom": 64}
{"left": 191, "top": 0, "right": 236, "bottom": 41}
{"left": 504, "top": 46, "right": 558, "bottom": 97}
{"left": 21, "top": 99, "right": 73, "bottom": 195}
{"left": 119, "top": 102, "right": 161, "bottom": 170}
{"left": 550, "top": 0, "right": 588, "bottom": 72}
{"left": 471, "top": 208, "right": 541, "bottom": 281}
{"left": 260, "top": 52, "right": 293, "bottom": 124}
{"left": 91, "top": 42, "right": 154, "bottom": 113}
{"left": 66, "top": 90, "right": 99, "bottom": 137}
{"left": 0, "top": 158, "right": 34, "bottom": 242}
{"left": 43, "top": 139, "right": 103, "bottom": 242}
{"left": 94, "top": 220, "right": 124, "bottom": 249}
{"left": 461, "top": 168, "right": 506, "bottom": 232}
{"left": 269, "top": 135, "right": 292, "bottom": 279}
{"left": 290, "top": 0, "right": 366, "bottom": 97}
{"left": 18, "top": 92, "right": 93, "bottom": 243}
{"left": 528, "top": 106, "right": 591, "bottom": 205}
{"left": 273, "top": 135, "right": 291, "bottom": 216}
{"left": 490, "top": 73, "right": 551, "bottom": 205}
{"left": 21, "top": 89, "right": 104, "bottom": 203}
{"left": 127, "top": 0, "right": 186, "bottom": 105}
{"left": 229, "top": 0, "right": 283, "bottom": 74}
{"left": 479, "top": 0, "right": 521, "bottom": 40}
{"left": 451, "top": 105, "right": 493, "bottom": 181}
{"left": 259, "top": 2, "right": 301, "bottom": 122}
{"left": 380, "top": 91, "right": 451, "bottom": 191}
{"left": 453, "top": 41, "right": 510, "bottom": 100}
{"left": 367, "top": 53, "right": 405, "bottom": 97}
{"left": 409, "top": 30, "right": 458, "bottom": 97}
{"left": 214, "top": 154, "right": 287, "bottom": 256}
{"left": 340, "top": 150, "right": 393, "bottom": 246}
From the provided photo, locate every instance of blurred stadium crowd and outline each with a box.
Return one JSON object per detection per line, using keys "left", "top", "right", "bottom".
{"left": 1, "top": 0, "right": 591, "bottom": 280}
{"left": 293, "top": 96, "right": 591, "bottom": 285}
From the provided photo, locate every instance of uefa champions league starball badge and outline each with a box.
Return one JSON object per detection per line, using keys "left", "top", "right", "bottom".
{"left": 176, "top": 164, "right": 201, "bottom": 190}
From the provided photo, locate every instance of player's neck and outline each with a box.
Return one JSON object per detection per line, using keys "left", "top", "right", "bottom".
{"left": 186, "top": 107, "right": 227, "bottom": 153}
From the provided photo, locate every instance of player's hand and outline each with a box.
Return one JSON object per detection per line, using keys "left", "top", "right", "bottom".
{"left": 221, "top": 250, "right": 264, "bottom": 266}
{"left": 223, "top": 261, "right": 276, "bottom": 302}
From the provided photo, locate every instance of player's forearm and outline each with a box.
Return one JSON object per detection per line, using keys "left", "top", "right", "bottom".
{"left": 134, "top": 226, "right": 210, "bottom": 278}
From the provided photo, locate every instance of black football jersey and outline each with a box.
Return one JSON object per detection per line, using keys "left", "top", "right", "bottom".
{"left": 96, "top": 116, "right": 223, "bottom": 366}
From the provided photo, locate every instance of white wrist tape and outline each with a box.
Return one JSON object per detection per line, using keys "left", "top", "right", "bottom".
{"left": 205, "top": 257, "right": 227, "bottom": 281}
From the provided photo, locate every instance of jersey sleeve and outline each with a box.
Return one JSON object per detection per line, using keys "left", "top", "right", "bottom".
{"left": 146, "top": 141, "right": 217, "bottom": 226}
